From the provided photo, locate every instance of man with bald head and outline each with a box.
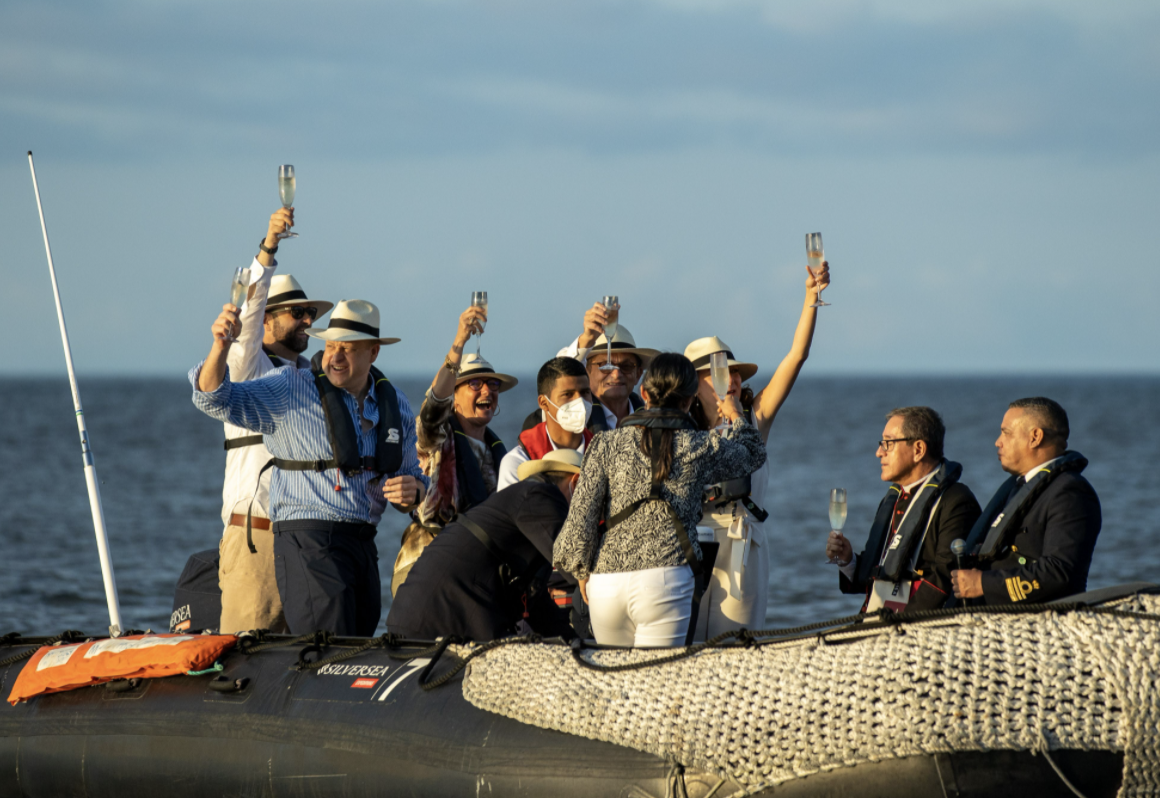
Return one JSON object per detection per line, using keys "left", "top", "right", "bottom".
{"left": 952, "top": 397, "right": 1101, "bottom": 605}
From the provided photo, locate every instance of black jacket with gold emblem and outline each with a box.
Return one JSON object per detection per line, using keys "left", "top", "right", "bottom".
{"left": 979, "top": 470, "right": 1102, "bottom": 605}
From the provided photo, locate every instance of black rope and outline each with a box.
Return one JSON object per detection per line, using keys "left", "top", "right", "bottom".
{"left": 0, "top": 631, "right": 85, "bottom": 668}
{"left": 238, "top": 630, "right": 332, "bottom": 656}
{"left": 295, "top": 633, "right": 403, "bottom": 672}
{"left": 418, "top": 634, "right": 543, "bottom": 692}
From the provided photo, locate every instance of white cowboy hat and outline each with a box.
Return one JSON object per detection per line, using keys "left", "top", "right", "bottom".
{"left": 265, "top": 275, "right": 334, "bottom": 316}
{"left": 517, "top": 448, "right": 584, "bottom": 481}
{"left": 305, "top": 299, "right": 400, "bottom": 345}
{"left": 455, "top": 353, "right": 519, "bottom": 393}
{"left": 586, "top": 324, "right": 660, "bottom": 369}
{"left": 683, "top": 336, "right": 759, "bottom": 381}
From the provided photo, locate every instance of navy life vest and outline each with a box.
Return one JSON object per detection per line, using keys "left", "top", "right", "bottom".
{"left": 965, "top": 451, "right": 1088, "bottom": 561}
{"left": 450, "top": 414, "right": 507, "bottom": 512}
{"left": 855, "top": 460, "right": 962, "bottom": 586}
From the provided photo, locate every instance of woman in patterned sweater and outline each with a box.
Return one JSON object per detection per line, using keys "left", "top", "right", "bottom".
{"left": 552, "top": 353, "right": 767, "bottom": 646}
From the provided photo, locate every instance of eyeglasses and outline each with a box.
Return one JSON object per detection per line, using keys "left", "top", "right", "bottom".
{"left": 589, "top": 358, "right": 639, "bottom": 374}
{"left": 273, "top": 306, "right": 319, "bottom": 321}
{"left": 877, "top": 437, "right": 918, "bottom": 452}
{"left": 465, "top": 378, "right": 502, "bottom": 392}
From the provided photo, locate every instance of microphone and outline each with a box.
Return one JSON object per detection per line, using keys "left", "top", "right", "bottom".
{"left": 951, "top": 539, "right": 967, "bottom": 572}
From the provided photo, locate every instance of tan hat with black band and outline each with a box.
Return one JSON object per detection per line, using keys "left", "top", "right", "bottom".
{"left": 683, "top": 336, "right": 759, "bottom": 381}
{"left": 455, "top": 353, "right": 518, "bottom": 392}
{"left": 265, "top": 274, "right": 334, "bottom": 316}
{"left": 517, "top": 448, "right": 584, "bottom": 481}
{"left": 305, "top": 299, "right": 400, "bottom": 345}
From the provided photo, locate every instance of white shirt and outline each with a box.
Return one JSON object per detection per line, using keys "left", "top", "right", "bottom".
{"left": 1024, "top": 456, "right": 1063, "bottom": 482}
{"left": 496, "top": 432, "right": 587, "bottom": 491}
{"left": 219, "top": 258, "right": 310, "bottom": 526}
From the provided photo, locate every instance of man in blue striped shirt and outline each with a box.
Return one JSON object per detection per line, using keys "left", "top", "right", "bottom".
{"left": 191, "top": 299, "right": 427, "bottom": 636}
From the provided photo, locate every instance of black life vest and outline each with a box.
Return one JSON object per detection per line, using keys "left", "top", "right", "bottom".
{"left": 242, "top": 354, "right": 404, "bottom": 553}
{"left": 609, "top": 408, "right": 719, "bottom": 645}
{"left": 964, "top": 451, "right": 1088, "bottom": 561}
{"left": 449, "top": 415, "right": 507, "bottom": 512}
{"left": 855, "top": 460, "right": 962, "bottom": 585}
{"left": 702, "top": 408, "right": 769, "bottom": 523}
{"left": 268, "top": 350, "right": 403, "bottom": 478}
{"left": 222, "top": 348, "right": 297, "bottom": 452}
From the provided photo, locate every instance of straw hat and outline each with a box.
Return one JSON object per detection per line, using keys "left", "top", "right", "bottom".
{"left": 455, "top": 353, "right": 518, "bottom": 392}
{"left": 683, "top": 336, "right": 759, "bottom": 381}
{"left": 265, "top": 275, "right": 333, "bottom": 316}
{"left": 305, "top": 300, "right": 400, "bottom": 345}
{"left": 517, "top": 448, "right": 584, "bottom": 481}
{"left": 587, "top": 325, "right": 660, "bottom": 369}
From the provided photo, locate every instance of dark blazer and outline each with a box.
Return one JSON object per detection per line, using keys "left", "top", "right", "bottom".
{"left": 387, "top": 481, "right": 572, "bottom": 642}
{"left": 980, "top": 471, "right": 1101, "bottom": 604}
{"left": 841, "top": 483, "right": 981, "bottom": 611}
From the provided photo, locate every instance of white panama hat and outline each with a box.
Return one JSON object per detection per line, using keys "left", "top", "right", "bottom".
{"left": 265, "top": 274, "right": 334, "bottom": 316}
{"left": 683, "top": 336, "right": 759, "bottom": 381}
{"left": 586, "top": 324, "right": 660, "bottom": 369}
{"left": 305, "top": 299, "right": 400, "bottom": 345}
{"left": 517, "top": 448, "right": 584, "bottom": 481}
{"left": 455, "top": 353, "right": 519, "bottom": 393}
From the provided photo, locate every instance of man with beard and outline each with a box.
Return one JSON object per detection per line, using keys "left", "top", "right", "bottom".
{"left": 217, "top": 207, "right": 333, "bottom": 634}
{"left": 392, "top": 306, "right": 518, "bottom": 594}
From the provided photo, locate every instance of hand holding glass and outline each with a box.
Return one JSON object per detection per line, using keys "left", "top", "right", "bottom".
{"left": 825, "top": 488, "right": 848, "bottom": 564}
{"left": 225, "top": 266, "right": 251, "bottom": 342}
{"left": 806, "top": 232, "right": 828, "bottom": 308}
{"left": 599, "top": 296, "right": 620, "bottom": 371}
{"left": 471, "top": 291, "right": 488, "bottom": 356}
{"left": 277, "top": 165, "right": 298, "bottom": 239}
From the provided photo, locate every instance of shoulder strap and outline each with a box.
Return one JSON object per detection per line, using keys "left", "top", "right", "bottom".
{"left": 456, "top": 512, "right": 537, "bottom": 584}
{"left": 878, "top": 460, "right": 961, "bottom": 582}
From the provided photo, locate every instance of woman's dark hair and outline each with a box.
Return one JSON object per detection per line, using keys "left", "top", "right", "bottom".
{"left": 639, "top": 353, "right": 699, "bottom": 482}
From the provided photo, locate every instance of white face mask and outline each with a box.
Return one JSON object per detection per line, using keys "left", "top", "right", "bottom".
{"left": 545, "top": 396, "right": 592, "bottom": 434}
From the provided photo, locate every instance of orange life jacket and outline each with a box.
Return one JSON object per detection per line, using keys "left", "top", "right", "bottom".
{"left": 7, "top": 633, "right": 238, "bottom": 705}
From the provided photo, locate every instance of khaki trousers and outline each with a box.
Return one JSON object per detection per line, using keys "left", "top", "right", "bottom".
{"left": 219, "top": 524, "right": 286, "bottom": 634}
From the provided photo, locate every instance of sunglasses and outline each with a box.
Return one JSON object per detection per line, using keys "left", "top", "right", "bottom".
{"left": 273, "top": 306, "right": 319, "bottom": 321}
{"left": 464, "top": 378, "right": 502, "bottom": 392}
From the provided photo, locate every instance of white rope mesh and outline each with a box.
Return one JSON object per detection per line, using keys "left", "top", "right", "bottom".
{"left": 461, "top": 597, "right": 1160, "bottom": 795}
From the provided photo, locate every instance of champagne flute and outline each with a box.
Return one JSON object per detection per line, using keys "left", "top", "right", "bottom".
{"left": 225, "top": 266, "right": 251, "bottom": 342}
{"left": 806, "top": 232, "right": 828, "bottom": 308}
{"left": 277, "top": 165, "right": 298, "bottom": 239}
{"left": 471, "top": 291, "right": 488, "bottom": 356}
{"left": 599, "top": 295, "right": 619, "bottom": 371}
{"left": 825, "top": 487, "right": 848, "bottom": 564}
{"left": 710, "top": 351, "right": 730, "bottom": 399}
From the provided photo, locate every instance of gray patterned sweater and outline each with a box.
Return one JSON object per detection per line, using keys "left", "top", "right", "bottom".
{"left": 552, "top": 417, "right": 767, "bottom": 580}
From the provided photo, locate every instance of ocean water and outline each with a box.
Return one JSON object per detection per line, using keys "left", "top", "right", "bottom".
{"left": 1, "top": 375, "right": 1157, "bottom": 635}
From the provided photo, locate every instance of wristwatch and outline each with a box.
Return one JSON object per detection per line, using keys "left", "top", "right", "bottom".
{"left": 259, "top": 239, "right": 278, "bottom": 256}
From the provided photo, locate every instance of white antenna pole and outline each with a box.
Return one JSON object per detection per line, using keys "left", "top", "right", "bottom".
{"left": 27, "top": 151, "right": 124, "bottom": 638}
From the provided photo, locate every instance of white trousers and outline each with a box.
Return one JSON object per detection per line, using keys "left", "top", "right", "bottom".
{"left": 586, "top": 566, "right": 695, "bottom": 647}
{"left": 691, "top": 523, "right": 769, "bottom": 641}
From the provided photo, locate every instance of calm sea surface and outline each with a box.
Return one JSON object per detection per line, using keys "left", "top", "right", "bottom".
{"left": 1, "top": 375, "right": 1157, "bottom": 635}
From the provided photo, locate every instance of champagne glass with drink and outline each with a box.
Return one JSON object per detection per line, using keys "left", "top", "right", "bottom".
{"left": 224, "top": 266, "right": 251, "bottom": 342}
{"left": 277, "top": 165, "right": 298, "bottom": 239}
{"left": 471, "top": 291, "right": 488, "bottom": 356}
{"left": 806, "top": 232, "right": 828, "bottom": 308}
{"left": 825, "top": 488, "right": 848, "bottom": 564}
{"left": 710, "top": 350, "right": 730, "bottom": 397}
{"left": 599, "top": 295, "right": 619, "bottom": 371}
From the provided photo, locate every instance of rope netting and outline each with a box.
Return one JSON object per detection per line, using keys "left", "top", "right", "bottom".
{"left": 460, "top": 595, "right": 1160, "bottom": 795}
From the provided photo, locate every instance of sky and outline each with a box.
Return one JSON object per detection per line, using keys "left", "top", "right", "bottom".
{"left": 1, "top": 0, "right": 1158, "bottom": 376}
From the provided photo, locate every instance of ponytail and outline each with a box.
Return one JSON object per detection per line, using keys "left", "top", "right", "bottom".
{"left": 639, "top": 353, "right": 698, "bottom": 482}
